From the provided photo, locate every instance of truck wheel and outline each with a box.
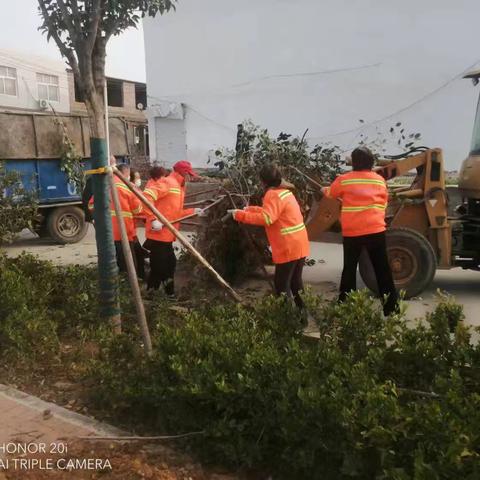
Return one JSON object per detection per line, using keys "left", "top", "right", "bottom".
{"left": 46, "top": 206, "right": 88, "bottom": 244}
{"left": 359, "top": 228, "right": 437, "bottom": 299}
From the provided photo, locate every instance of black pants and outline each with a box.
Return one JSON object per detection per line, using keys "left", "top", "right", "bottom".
{"left": 339, "top": 231, "right": 398, "bottom": 316}
{"left": 114, "top": 240, "right": 137, "bottom": 275}
{"left": 133, "top": 238, "right": 148, "bottom": 280}
{"left": 145, "top": 240, "right": 176, "bottom": 294}
{"left": 274, "top": 258, "right": 306, "bottom": 309}
{"left": 114, "top": 239, "right": 146, "bottom": 279}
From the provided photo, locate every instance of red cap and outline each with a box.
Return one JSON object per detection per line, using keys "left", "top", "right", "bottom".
{"left": 173, "top": 160, "right": 198, "bottom": 178}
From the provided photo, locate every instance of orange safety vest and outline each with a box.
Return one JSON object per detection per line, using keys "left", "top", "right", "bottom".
{"left": 143, "top": 171, "right": 194, "bottom": 243}
{"left": 234, "top": 188, "right": 310, "bottom": 264}
{"left": 88, "top": 182, "right": 143, "bottom": 242}
{"left": 324, "top": 170, "right": 388, "bottom": 237}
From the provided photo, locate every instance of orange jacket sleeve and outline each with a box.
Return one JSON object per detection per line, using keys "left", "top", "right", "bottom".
{"left": 244, "top": 206, "right": 263, "bottom": 213}
{"left": 234, "top": 192, "right": 283, "bottom": 227}
{"left": 142, "top": 182, "right": 169, "bottom": 218}
{"left": 324, "top": 176, "right": 342, "bottom": 199}
{"left": 129, "top": 193, "right": 143, "bottom": 217}
{"left": 143, "top": 182, "right": 169, "bottom": 203}
{"left": 181, "top": 207, "right": 195, "bottom": 217}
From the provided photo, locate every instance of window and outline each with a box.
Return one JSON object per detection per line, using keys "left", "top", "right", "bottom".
{"left": 135, "top": 83, "right": 147, "bottom": 110}
{"left": 0, "top": 66, "right": 17, "bottom": 96}
{"left": 37, "top": 73, "right": 60, "bottom": 102}
{"left": 107, "top": 79, "right": 123, "bottom": 107}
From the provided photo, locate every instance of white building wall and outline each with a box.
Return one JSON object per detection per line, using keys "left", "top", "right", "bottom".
{"left": 0, "top": 50, "right": 70, "bottom": 113}
{"left": 144, "top": 0, "right": 480, "bottom": 170}
{"left": 146, "top": 102, "right": 187, "bottom": 166}
{"left": 154, "top": 118, "right": 187, "bottom": 165}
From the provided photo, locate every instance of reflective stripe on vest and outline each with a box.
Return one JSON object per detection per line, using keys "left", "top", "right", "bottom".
{"left": 144, "top": 188, "right": 158, "bottom": 201}
{"left": 110, "top": 210, "right": 134, "bottom": 218}
{"left": 278, "top": 190, "right": 293, "bottom": 200}
{"left": 169, "top": 188, "right": 181, "bottom": 195}
{"left": 341, "top": 204, "right": 386, "bottom": 213}
{"left": 132, "top": 206, "right": 143, "bottom": 215}
{"left": 263, "top": 212, "right": 272, "bottom": 225}
{"left": 280, "top": 223, "right": 306, "bottom": 235}
{"left": 340, "top": 179, "right": 385, "bottom": 186}
{"left": 115, "top": 183, "right": 131, "bottom": 193}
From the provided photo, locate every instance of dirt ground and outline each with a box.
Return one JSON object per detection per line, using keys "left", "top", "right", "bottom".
{"left": 2, "top": 441, "right": 243, "bottom": 480}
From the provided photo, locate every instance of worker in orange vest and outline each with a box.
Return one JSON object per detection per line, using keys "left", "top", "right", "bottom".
{"left": 143, "top": 161, "right": 205, "bottom": 298}
{"left": 229, "top": 164, "right": 310, "bottom": 309}
{"left": 323, "top": 147, "right": 398, "bottom": 316}
{"left": 88, "top": 163, "right": 144, "bottom": 277}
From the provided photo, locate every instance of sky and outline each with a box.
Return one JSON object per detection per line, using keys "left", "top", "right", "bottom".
{"left": 0, "top": 0, "right": 146, "bottom": 82}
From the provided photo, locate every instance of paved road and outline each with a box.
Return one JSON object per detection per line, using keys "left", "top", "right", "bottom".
{"left": 307, "top": 241, "right": 480, "bottom": 327}
{"left": 4, "top": 229, "right": 479, "bottom": 327}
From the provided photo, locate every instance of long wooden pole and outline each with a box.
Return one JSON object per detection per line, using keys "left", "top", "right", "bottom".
{"left": 102, "top": 82, "right": 122, "bottom": 334}
{"left": 172, "top": 196, "right": 226, "bottom": 224}
{"left": 105, "top": 82, "right": 152, "bottom": 354}
{"left": 109, "top": 174, "right": 153, "bottom": 354}
{"left": 185, "top": 186, "right": 221, "bottom": 200}
{"left": 290, "top": 165, "right": 324, "bottom": 190}
{"left": 113, "top": 169, "right": 243, "bottom": 303}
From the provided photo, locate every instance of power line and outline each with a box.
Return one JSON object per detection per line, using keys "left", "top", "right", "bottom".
{"left": 306, "top": 57, "right": 480, "bottom": 142}
{"left": 146, "top": 62, "right": 382, "bottom": 100}
{"left": 184, "top": 105, "right": 236, "bottom": 133}
{"left": 231, "top": 62, "right": 382, "bottom": 88}
{"left": 147, "top": 96, "right": 237, "bottom": 134}
{"left": 149, "top": 57, "right": 480, "bottom": 148}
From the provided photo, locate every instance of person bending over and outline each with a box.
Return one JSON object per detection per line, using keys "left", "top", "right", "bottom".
{"left": 230, "top": 164, "right": 310, "bottom": 309}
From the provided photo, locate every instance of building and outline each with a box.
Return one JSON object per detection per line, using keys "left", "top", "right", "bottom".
{"left": 143, "top": 0, "right": 480, "bottom": 169}
{"left": 67, "top": 70, "right": 149, "bottom": 160}
{"left": 0, "top": 49, "right": 70, "bottom": 113}
{"left": 0, "top": 49, "right": 149, "bottom": 163}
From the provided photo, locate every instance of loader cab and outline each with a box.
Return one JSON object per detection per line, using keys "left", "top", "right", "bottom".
{"left": 459, "top": 70, "right": 480, "bottom": 199}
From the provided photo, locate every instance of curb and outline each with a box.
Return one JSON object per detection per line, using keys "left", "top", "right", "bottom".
{"left": 0, "top": 384, "right": 125, "bottom": 438}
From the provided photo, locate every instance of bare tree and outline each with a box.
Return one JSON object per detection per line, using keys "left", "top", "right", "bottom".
{"left": 37, "top": 0, "right": 176, "bottom": 326}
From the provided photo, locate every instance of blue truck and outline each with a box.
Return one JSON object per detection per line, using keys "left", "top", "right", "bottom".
{"left": 1, "top": 110, "right": 146, "bottom": 243}
{"left": 4, "top": 157, "right": 91, "bottom": 243}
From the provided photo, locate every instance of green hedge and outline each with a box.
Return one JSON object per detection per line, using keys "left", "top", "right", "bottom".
{"left": 91, "top": 293, "right": 480, "bottom": 479}
{"left": 0, "top": 253, "right": 101, "bottom": 360}
{"left": 1, "top": 254, "right": 479, "bottom": 478}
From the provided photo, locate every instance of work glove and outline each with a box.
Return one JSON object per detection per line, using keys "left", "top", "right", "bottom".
{"left": 221, "top": 209, "right": 240, "bottom": 223}
{"left": 151, "top": 219, "right": 163, "bottom": 231}
{"left": 194, "top": 208, "right": 208, "bottom": 217}
{"left": 227, "top": 209, "right": 240, "bottom": 218}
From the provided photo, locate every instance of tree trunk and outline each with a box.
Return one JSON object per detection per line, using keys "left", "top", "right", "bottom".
{"left": 86, "top": 91, "right": 121, "bottom": 331}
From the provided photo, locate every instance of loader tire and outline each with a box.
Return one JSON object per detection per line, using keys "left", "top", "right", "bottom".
{"left": 359, "top": 227, "right": 436, "bottom": 299}
{"left": 47, "top": 206, "right": 88, "bottom": 244}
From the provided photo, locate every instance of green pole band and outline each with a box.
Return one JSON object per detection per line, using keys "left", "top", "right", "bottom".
{"left": 90, "top": 138, "right": 120, "bottom": 318}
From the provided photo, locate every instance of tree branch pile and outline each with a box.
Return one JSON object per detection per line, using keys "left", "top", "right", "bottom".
{"left": 186, "top": 121, "right": 344, "bottom": 283}
{"left": 188, "top": 121, "right": 425, "bottom": 284}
